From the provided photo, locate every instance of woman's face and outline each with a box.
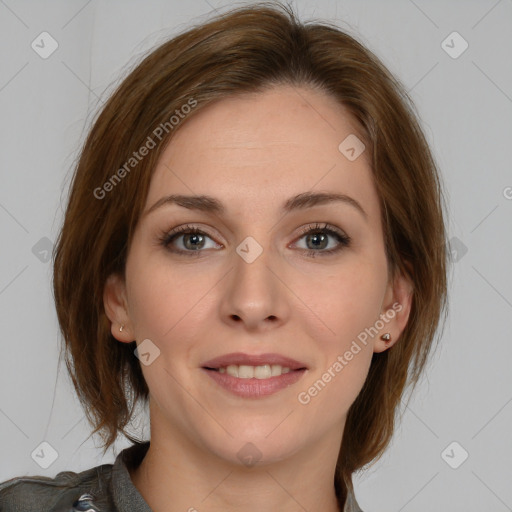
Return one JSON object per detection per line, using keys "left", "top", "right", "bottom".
{"left": 105, "top": 84, "right": 412, "bottom": 466}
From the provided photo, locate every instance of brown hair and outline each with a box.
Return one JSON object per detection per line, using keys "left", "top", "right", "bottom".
{"left": 52, "top": 1, "right": 449, "bottom": 503}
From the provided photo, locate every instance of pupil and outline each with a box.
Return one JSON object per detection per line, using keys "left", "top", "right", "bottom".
{"left": 185, "top": 233, "right": 204, "bottom": 250}
{"left": 308, "top": 232, "right": 326, "bottom": 250}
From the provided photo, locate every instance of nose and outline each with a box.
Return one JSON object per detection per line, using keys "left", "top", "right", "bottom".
{"left": 219, "top": 238, "right": 291, "bottom": 332}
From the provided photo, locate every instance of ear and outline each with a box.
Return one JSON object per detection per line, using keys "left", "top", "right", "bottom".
{"left": 103, "top": 272, "right": 133, "bottom": 344}
{"left": 374, "top": 261, "right": 414, "bottom": 354}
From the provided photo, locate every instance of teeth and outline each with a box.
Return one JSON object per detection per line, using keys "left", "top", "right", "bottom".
{"left": 220, "top": 364, "right": 291, "bottom": 379}
{"left": 226, "top": 365, "right": 238, "bottom": 377}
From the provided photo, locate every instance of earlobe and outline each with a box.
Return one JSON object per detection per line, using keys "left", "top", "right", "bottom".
{"left": 374, "top": 265, "right": 414, "bottom": 353}
{"left": 103, "top": 273, "right": 133, "bottom": 343}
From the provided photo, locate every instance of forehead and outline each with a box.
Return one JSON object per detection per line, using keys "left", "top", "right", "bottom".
{"left": 145, "top": 85, "right": 379, "bottom": 221}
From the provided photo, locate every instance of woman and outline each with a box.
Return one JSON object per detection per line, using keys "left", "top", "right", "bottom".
{"left": 0, "top": 2, "right": 448, "bottom": 511}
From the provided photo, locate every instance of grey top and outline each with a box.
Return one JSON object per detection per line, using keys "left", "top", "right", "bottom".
{"left": 0, "top": 441, "right": 363, "bottom": 511}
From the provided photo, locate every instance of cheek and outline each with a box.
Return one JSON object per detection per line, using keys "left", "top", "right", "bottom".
{"left": 292, "top": 258, "right": 386, "bottom": 409}
{"left": 295, "top": 257, "right": 387, "bottom": 347}
{"left": 297, "top": 349, "right": 371, "bottom": 428}
{"left": 295, "top": 267, "right": 381, "bottom": 415}
{"left": 125, "top": 250, "right": 212, "bottom": 341}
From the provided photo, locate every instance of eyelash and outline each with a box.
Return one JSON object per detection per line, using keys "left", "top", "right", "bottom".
{"left": 157, "top": 222, "right": 351, "bottom": 258}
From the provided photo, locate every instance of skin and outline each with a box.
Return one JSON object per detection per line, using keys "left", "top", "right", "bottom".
{"left": 104, "top": 84, "right": 413, "bottom": 512}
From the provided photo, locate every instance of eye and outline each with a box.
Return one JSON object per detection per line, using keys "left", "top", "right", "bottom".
{"left": 292, "top": 223, "right": 351, "bottom": 257}
{"left": 158, "top": 224, "right": 221, "bottom": 256}
{"left": 157, "top": 222, "right": 351, "bottom": 258}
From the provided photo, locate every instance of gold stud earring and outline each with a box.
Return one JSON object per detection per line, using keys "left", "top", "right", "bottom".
{"left": 381, "top": 333, "right": 391, "bottom": 342}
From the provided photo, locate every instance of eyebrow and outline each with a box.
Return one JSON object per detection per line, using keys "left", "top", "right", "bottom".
{"left": 144, "top": 191, "right": 368, "bottom": 220}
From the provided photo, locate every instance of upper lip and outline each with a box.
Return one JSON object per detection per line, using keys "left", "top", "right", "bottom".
{"left": 202, "top": 352, "right": 308, "bottom": 370}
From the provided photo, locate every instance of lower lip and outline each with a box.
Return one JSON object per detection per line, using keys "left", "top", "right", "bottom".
{"left": 202, "top": 368, "right": 306, "bottom": 398}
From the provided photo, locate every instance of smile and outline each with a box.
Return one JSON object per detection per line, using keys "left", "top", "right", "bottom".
{"left": 201, "top": 352, "right": 308, "bottom": 398}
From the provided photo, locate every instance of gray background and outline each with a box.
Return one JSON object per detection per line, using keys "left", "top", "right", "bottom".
{"left": 1, "top": 0, "right": 511, "bottom": 510}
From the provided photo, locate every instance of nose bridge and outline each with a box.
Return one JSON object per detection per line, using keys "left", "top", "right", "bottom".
{"left": 233, "top": 232, "right": 275, "bottom": 296}
{"left": 220, "top": 231, "right": 288, "bottom": 328}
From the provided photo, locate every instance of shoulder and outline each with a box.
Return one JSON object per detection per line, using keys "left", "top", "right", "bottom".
{"left": 0, "top": 463, "right": 115, "bottom": 512}
{"left": 0, "top": 441, "right": 150, "bottom": 512}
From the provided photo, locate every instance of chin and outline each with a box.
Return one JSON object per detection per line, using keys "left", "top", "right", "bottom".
{"left": 209, "top": 440, "right": 300, "bottom": 468}
{"left": 198, "top": 424, "right": 305, "bottom": 468}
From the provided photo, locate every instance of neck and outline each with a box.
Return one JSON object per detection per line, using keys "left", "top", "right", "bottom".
{"left": 131, "top": 451, "right": 343, "bottom": 512}
{"left": 129, "top": 408, "right": 345, "bottom": 512}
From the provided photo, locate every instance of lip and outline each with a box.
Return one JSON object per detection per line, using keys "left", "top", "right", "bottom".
{"left": 202, "top": 367, "right": 307, "bottom": 398}
{"left": 201, "top": 352, "right": 308, "bottom": 399}
{"left": 201, "top": 352, "right": 308, "bottom": 370}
